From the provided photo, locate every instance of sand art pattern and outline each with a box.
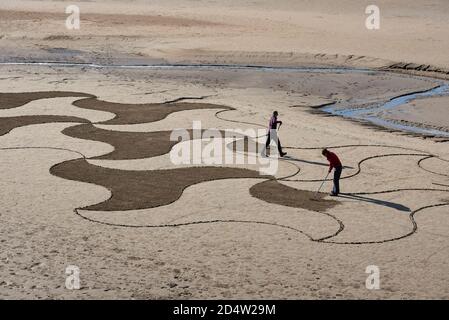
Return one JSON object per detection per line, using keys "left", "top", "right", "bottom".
{"left": 1, "top": 91, "right": 448, "bottom": 245}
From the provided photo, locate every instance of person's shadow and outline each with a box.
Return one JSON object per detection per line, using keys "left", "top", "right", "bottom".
{"left": 282, "top": 155, "right": 354, "bottom": 169}
{"left": 338, "top": 194, "right": 411, "bottom": 212}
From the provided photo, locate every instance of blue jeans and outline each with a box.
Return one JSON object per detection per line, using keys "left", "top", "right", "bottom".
{"left": 264, "top": 129, "right": 283, "bottom": 154}
{"left": 333, "top": 166, "right": 342, "bottom": 195}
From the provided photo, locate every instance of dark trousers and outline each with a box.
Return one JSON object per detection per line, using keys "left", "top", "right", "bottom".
{"left": 333, "top": 166, "right": 342, "bottom": 195}
{"left": 265, "top": 130, "right": 283, "bottom": 154}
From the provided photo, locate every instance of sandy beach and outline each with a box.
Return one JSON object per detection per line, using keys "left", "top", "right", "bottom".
{"left": 0, "top": 0, "right": 448, "bottom": 300}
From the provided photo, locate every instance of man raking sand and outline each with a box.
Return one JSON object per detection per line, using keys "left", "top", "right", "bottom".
{"left": 322, "top": 148, "right": 343, "bottom": 197}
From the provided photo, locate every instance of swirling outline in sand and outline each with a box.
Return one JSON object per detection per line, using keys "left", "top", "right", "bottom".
{"left": 1, "top": 90, "right": 448, "bottom": 245}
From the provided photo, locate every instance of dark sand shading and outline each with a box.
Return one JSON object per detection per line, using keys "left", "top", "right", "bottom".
{"left": 0, "top": 91, "right": 94, "bottom": 110}
{"left": 0, "top": 115, "right": 88, "bottom": 136}
{"left": 63, "top": 124, "right": 243, "bottom": 160}
{"left": 250, "top": 180, "right": 339, "bottom": 212}
{"left": 50, "top": 159, "right": 269, "bottom": 211}
{"left": 73, "top": 98, "right": 233, "bottom": 125}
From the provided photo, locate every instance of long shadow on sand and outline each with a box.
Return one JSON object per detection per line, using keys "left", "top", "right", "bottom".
{"left": 283, "top": 155, "right": 354, "bottom": 170}
{"left": 338, "top": 194, "right": 410, "bottom": 212}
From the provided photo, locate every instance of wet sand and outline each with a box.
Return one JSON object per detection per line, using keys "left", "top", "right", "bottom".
{"left": 378, "top": 95, "right": 449, "bottom": 134}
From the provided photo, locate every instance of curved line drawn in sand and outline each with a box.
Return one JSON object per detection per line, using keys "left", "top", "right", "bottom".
{"left": 1, "top": 91, "right": 449, "bottom": 245}
{"left": 232, "top": 136, "right": 434, "bottom": 182}
{"left": 211, "top": 112, "right": 449, "bottom": 244}
{"left": 215, "top": 109, "right": 267, "bottom": 128}
{"left": 50, "top": 158, "right": 272, "bottom": 211}
{"left": 56, "top": 140, "right": 449, "bottom": 244}
{"left": 0, "top": 115, "right": 89, "bottom": 136}
{"left": 418, "top": 156, "right": 449, "bottom": 177}
{"left": 319, "top": 202, "right": 449, "bottom": 245}
{"left": 73, "top": 97, "right": 234, "bottom": 125}
{"left": 1, "top": 90, "right": 234, "bottom": 124}
{"left": 249, "top": 179, "right": 339, "bottom": 212}
{"left": 228, "top": 143, "right": 449, "bottom": 243}
{"left": 63, "top": 124, "right": 244, "bottom": 160}
{"left": 71, "top": 212, "right": 329, "bottom": 242}
{"left": 4, "top": 144, "right": 446, "bottom": 245}
{"left": 0, "top": 146, "right": 87, "bottom": 159}
{"left": 433, "top": 182, "right": 449, "bottom": 188}
{"left": 0, "top": 91, "right": 94, "bottom": 110}
{"left": 0, "top": 91, "right": 343, "bottom": 242}
{"left": 285, "top": 153, "right": 430, "bottom": 182}
{"left": 70, "top": 180, "right": 449, "bottom": 245}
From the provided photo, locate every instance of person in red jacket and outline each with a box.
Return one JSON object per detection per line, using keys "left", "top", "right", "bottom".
{"left": 322, "top": 148, "right": 342, "bottom": 196}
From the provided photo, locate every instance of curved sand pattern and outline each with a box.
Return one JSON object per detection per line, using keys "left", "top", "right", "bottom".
{"left": 0, "top": 97, "right": 115, "bottom": 123}
{"left": 2, "top": 0, "right": 449, "bottom": 299}
{"left": 0, "top": 115, "right": 88, "bottom": 137}
{"left": 72, "top": 97, "right": 233, "bottom": 125}
{"left": 50, "top": 158, "right": 270, "bottom": 211}
{"left": 0, "top": 67, "right": 448, "bottom": 298}
{"left": 77, "top": 178, "right": 342, "bottom": 239}
{"left": 63, "top": 125, "right": 247, "bottom": 160}
{"left": 95, "top": 108, "right": 260, "bottom": 133}
{"left": 0, "top": 122, "right": 113, "bottom": 159}
{"left": 0, "top": 91, "right": 93, "bottom": 110}
{"left": 0, "top": 90, "right": 447, "bottom": 242}
{"left": 87, "top": 137, "right": 297, "bottom": 181}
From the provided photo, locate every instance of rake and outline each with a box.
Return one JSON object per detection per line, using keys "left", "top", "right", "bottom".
{"left": 312, "top": 171, "right": 330, "bottom": 200}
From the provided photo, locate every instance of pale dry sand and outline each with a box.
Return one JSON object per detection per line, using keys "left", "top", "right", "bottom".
{"left": 0, "top": 0, "right": 448, "bottom": 300}
{"left": 1, "top": 0, "right": 449, "bottom": 72}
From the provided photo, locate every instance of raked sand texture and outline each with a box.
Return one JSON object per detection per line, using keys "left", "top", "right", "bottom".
{"left": 0, "top": 0, "right": 448, "bottom": 299}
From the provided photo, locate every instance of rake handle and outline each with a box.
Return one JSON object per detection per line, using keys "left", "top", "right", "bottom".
{"left": 315, "top": 171, "right": 331, "bottom": 196}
